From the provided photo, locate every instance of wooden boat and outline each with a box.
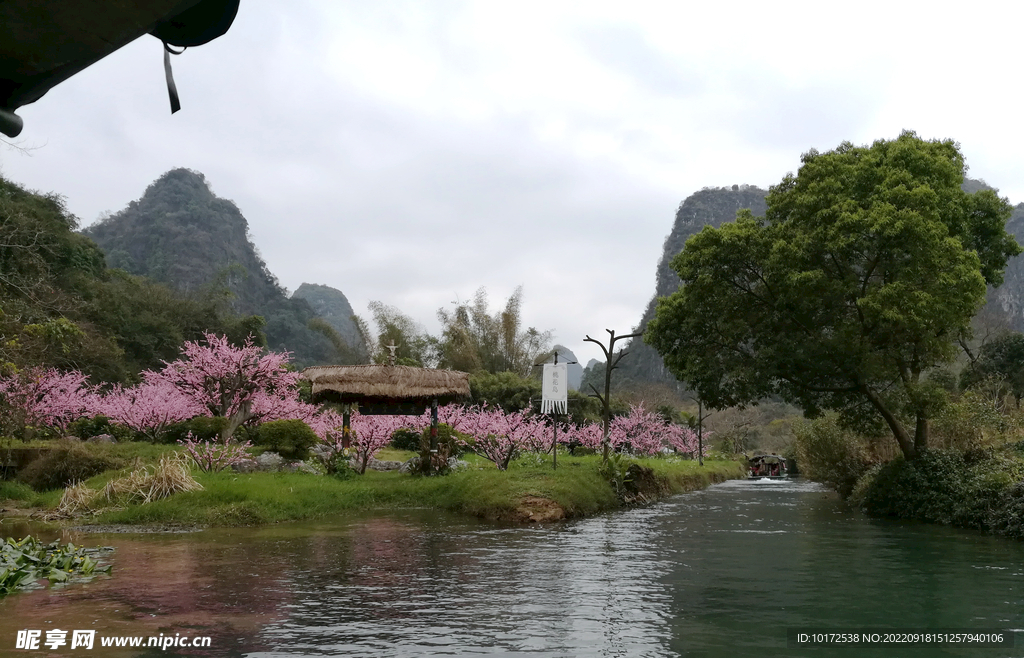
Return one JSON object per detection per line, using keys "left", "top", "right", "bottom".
{"left": 747, "top": 454, "right": 789, "bottom": 479}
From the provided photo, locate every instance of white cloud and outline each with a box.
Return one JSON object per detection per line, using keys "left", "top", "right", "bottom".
{"left": 4, "top": 0, "right": 1024, "bottom": 367}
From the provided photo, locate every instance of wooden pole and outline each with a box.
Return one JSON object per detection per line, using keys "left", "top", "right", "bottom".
{"left": 429, "top": 397, "right": 439, "bottom": 474}
{"left": 552, "top": 352, "right": 558, "bottom": 470}
{"left": 342, "top": 406, "right": 352, "bottom": 449}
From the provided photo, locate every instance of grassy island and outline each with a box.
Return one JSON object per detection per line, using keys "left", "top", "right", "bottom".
{"left": 1, "top": 443, "right": 744, "bottom": 528}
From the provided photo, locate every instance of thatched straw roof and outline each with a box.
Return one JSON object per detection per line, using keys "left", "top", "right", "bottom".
{"left": 302, "top": 365, "right": 471, "bottom": 406}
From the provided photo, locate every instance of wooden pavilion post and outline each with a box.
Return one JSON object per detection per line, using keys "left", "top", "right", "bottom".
{"left": 342, "top": 404, "right": 352, "bottom": 449}
{"left": 428, "top": 397, "right": 439, "bottom": 474}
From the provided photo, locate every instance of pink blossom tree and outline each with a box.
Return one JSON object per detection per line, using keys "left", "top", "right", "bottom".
{"left": 609, "top": 404, "right": 666, "bottom": 455}
{"left": 96, "top": 377, "right": 204, "bottom": 441}
{"left": 571, "top": 422, "right": 605, "bottom": 451}
{"left": 435, "top": 403, "right": 468, "bottom": 434}
{"left": 179, "top": 432, "right": 254, "bottom": 472}
{"left": 306, "top": 407, "right": 347, "bottom": 448}
{"left": 665, "top": 423, "right": 701, "bottom": 457}
{"left": 350, "top": 413, "right": 417, "bottom": 474}
{"left": 243, "top": 389, "right": 322, "bottom": 437}
{"left": 148, "top": 332, "right": 297, "bottom": 439}
{"left": 0, "top": 367, "right": 93, "bottom": 433}
{"left": 459, "top": 406, "right": 529, "bottom": 470}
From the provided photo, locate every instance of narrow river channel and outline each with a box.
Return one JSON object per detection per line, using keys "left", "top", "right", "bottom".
{"left": 3, "top": 479, "right": 1023, "bottom": 657}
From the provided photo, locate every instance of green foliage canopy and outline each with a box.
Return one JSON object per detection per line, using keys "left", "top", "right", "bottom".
{"left": 647, "top": 132, "right": 1020, "bottom": 459}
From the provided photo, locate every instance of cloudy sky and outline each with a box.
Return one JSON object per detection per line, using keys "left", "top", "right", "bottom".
{"left": 3, "top": 0, "right": 1024, "bottom": 365}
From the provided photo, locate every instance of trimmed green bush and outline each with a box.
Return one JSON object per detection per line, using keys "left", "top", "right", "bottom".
{"left": 160, "top": 417, "right": 230, "bottom": 444}
{"left": 256, "top": 419, "right": 319, "bottom": 460}
{"left": 16, "top": 440, "right": 123, "bottom": 491}
{"left": 390, "top": 428, "right": 420, "bottom": 452}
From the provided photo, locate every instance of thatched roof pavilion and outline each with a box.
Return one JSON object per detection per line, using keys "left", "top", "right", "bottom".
{"left": 302, "top": 365, "right": 470, "bottom": 412}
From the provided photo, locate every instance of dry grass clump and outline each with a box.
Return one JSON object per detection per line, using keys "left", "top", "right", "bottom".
{"left": 52, "top": 455, "right": 202, "bottom": 517}
{"left": 104, "top": 455, "right": 202, "bottom": 505}
{"left": 56, "top": 482, "right": 99, "bottom": 515}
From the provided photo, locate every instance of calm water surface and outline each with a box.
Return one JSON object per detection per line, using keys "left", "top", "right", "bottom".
{"left": 2, "top": 479, "right": 1023, "bottom": 657}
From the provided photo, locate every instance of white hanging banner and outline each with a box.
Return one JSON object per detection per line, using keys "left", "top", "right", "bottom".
{"left": 541, "top": 363, "right": 567, "bottom": 414}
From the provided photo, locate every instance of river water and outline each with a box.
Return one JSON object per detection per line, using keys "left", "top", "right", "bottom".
{"left": 2, "top": 479, "right": 1023, "bottom": 657}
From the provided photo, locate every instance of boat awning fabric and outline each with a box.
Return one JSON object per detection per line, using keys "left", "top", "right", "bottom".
{"left": 0, "top": 0, "right": 239, "bottom": 137}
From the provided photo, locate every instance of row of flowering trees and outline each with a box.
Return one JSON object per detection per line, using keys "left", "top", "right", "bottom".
{"left": 0, "top": 333, "right": 702, "bottom": 471}
{"left": 333, "top": 402, "right": 701, "bottom": 471}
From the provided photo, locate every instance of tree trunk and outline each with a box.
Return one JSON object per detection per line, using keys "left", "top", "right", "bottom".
{"left": 863, "top": 386, "right": 917, "bottom": 460}
{"left": 222, "top": 400, "right": 253, "bottom": 441}
{"left": 914, "top": 413, "right": 928, "bottom": 456}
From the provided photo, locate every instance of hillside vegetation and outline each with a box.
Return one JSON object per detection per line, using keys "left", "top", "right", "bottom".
{"left": 0, "top": 174, "right": 259, "bottom": 383}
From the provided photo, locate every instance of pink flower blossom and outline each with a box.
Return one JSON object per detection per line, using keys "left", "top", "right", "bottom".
{"left": 96, "top": 378, "right": 204, "bottom": 441}
{"left": 178, "top": 432, "right": 253, "bottom": 472}
{"left": 147, "top": 332, "right": 298, "bottom": 438}
{"left": 0, "top": 367, "right": 93, "bottom": 431}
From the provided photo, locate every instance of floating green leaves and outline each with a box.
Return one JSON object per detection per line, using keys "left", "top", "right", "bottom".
{"left": 0, "top": 536, "right": 112, "bottom": 596}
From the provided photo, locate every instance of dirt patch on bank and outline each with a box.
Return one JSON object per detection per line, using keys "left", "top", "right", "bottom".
{"left": 478, "top": 495, "right": 567, "bottom": 523}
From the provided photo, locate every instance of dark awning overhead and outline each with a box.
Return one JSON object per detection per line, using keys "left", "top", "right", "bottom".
{"left": 0, "top": 0, "right": 240, "bottom": 137}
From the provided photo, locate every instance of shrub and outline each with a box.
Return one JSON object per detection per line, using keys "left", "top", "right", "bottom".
{"left": 16, "top": 440, "right": 123, "bottom": 491}
{"left": 256, "top": 419, "right": 319, "bottom": 460}
{"left": 390, "top": 428, "right": 421, "bottom": 452}
{"left": 67, "top": 415, "right": 139, "bottom": 443}
{"left": 0, "top": 480, "right": 34, "bottom": 501}
{"left": 858, "top": 451, "right": 968, "bottom": 524}
{"left": 322, "top": 450, "right": 358, "bottom": 480}
{"left": 66, "top": 415, "right": 112, "bottom": 440}
{"left": 990, "top": 482, "right": 1024, "bottom": 539}
{"left": 931, "top": 391, "right": 1007, "bottom": 450}
{"left": 159, "top": 417, "right": 229, "bottom": 444}
{"left": 856, "top": 449, "right": 1024, "bottom": 530}
{"left": 179, "top": 434, "right": 253, "bottom": 472}
{"left": 416, "top": 423, "right": 461, "bottom": 474}
{"left": 794, "top": 414, "right": 870, "bottom": 498}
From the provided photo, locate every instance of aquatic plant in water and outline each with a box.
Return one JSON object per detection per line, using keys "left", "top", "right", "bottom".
{"left": 0, "top": 536, "right": 112, "bottom": 596}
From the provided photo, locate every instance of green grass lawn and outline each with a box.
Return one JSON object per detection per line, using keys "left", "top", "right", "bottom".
{"left": 2, "top": 441, "right": 745, "bottom": 527}
{"left": 82, "top": 455, "right": 743, "bottom": 526}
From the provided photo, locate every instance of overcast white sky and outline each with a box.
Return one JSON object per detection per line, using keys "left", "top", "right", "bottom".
{"left": 3, "top": 0, "right": 1024, "bottom": 365}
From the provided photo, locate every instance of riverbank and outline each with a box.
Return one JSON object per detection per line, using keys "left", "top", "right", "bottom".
{"left": 848, "top": 444, "right": 1024, "bottom": 538}
{"left": 0, "top": 453, "right": 745, "bottom": 527}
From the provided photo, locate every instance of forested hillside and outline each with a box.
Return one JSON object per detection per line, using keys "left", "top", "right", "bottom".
{"left": 81, "top": 169, "right": 362, "bottom": 368}
{"left": 0, "top": 174, "right": 263, "bottom": 382}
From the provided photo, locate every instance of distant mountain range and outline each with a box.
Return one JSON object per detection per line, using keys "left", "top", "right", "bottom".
{"left": 81, "top": 168, "right": 1024, "bottom": 388}
{"left": 81, "top": 168, "right": 366, "bottom": 367}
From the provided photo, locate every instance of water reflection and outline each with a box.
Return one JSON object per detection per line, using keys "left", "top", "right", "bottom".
{"left": 2, "top": 481, "right": 1023, "bottom": 657}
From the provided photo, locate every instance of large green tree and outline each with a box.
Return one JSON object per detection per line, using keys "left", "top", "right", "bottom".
{"left": 646, "top": 132, "right": 1020, "bottom": 459}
